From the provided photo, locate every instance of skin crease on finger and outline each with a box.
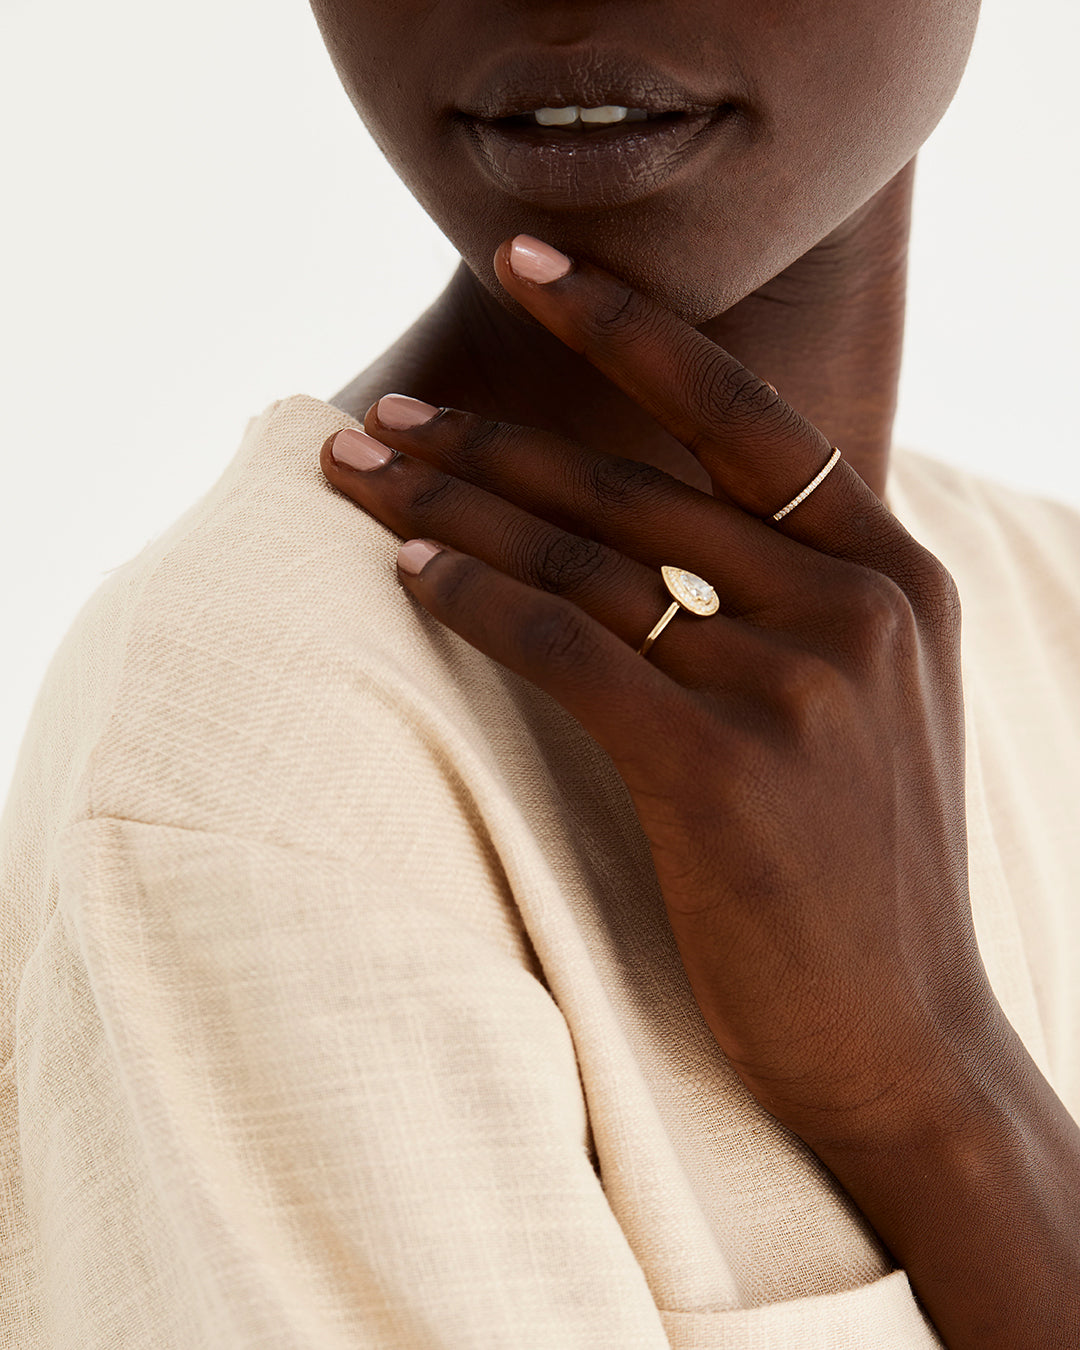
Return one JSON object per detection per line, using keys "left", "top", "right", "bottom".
{"left": 309, "top": 0, "right": 980, "bottom": 503}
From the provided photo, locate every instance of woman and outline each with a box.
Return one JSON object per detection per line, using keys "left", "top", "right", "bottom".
{"left": 2, "top": 1, "right": 1078, "bottom": 1346}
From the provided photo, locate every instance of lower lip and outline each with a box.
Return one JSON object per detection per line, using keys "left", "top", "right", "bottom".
{"left": 461, "top": 107, "right": 739, "bottom": 211}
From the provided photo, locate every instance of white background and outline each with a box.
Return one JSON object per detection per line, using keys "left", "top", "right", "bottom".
{"left": 1, "top": 0, "right": 1077, "bottom": 801}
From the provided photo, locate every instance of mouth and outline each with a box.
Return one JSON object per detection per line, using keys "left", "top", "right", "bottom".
{"left": 487, "top": 104, "right": 679, "bottom": 129}
{"left": 453, "top": 53, "right": 747, "bottom": 211}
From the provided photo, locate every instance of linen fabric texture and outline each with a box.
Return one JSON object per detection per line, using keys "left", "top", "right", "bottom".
{"left": 3, "top": 395, "right": 1079, "bottom": 1348}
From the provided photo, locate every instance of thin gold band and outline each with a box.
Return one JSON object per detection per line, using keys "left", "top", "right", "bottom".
{"left": 637, "top": 601, "right": 681, "bottom": 657}
{"left": 771, "top": 446, "right": 842, "bottom": 522}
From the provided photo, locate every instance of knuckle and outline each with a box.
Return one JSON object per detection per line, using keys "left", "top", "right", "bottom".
{"left": 523, "top": 530, "right": 609, "bottom": 595}
{"left": 839, "top": 574, "right": 917, "bottom": 669}
{"left": 430, "top": 413, "right": 521, "bottom": 485}
{"left": 408, "top": 471, "right": 461, "bottom": 513}
{"left": 584, "top": 284, "right": 652, "bottom": 346}
{"left": 701, "top": 355, "right": 778, "bottom": 429}
{"left": 580, "top": 454, "right": 669, "bottom": 517}
{"left": 682, "top": 351, "right": 802, "bottom": 460}
{"left": 906, "top": 549, "right": 963, "bottom": 627}
{"left": 853, "top": 574, "right": 910, "bottom": 637}
{"left": 767, "top": 651, "right": 847, "bottom": 744}
{"left": 451, "top": 412, "right": 509, "bottom": 470}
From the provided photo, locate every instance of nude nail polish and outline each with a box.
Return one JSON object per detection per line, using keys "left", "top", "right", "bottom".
{"left": 331, "top": 428, "right": 395, "bottom": 471}
{"left": 377, "top": 394, "right": 440, "bottom": 430}
{"left": 508, "top": 235, "right": 572, "bottom": 284}
{"left": 397, "top": 539, "right": 443, "bottom": 575}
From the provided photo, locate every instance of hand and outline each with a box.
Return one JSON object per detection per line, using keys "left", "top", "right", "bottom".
{"left": 320, "top": 236, "right": 1080, "bottom": 1349}
{"left": 320, "top": 235, "right": 995, "bottom": 1147}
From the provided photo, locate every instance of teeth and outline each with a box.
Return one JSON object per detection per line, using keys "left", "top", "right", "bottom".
{"left": 531, "top": 105, "right": 640, "bottom": 127}
{"left": 533, "top": 106, "right": 581, "bottom": 126}
{"left": 579, "top": 105, "right": 628, "bottom": 124}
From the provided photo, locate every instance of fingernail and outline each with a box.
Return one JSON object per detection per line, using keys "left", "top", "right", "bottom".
{"left": 377, "top": 393, "right": 440, "bottom": 430}
{"left": 509, "top": 235, "right": 572, "bottom": 285}
{"left": 331, "top": 427, "right": 395, "bottom": 471}
{"left": 397, "top": 538, "right": 443, "bottom": 576}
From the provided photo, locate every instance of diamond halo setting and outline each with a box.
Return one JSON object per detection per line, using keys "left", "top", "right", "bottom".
{"left": 660, "top": 565, "right": 719, "bottom": 616}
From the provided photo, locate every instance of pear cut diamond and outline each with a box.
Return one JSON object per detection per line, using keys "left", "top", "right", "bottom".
{"left": 661, "top": 565, "right": 719, "bottom": 616}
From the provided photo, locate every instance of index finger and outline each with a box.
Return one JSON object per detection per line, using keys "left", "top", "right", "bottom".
{"left": 494, "top": 235, "right": 917, "bottom": 580}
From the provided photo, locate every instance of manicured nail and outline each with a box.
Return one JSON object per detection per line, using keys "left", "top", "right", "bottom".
{"left": 377, "top": 393, "right": 440, "bottom": 430}
{"left": 397, "top": 538, "right": 443, "bottom": 576}
{"left": 331, "top": 427, "right": 395, "bottom": 471}
{"left": 509, "top": 235, "right": 572, "bottom": 284}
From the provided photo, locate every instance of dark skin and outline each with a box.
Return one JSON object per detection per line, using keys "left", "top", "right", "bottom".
{"left": 332, "top": 162, "right": 910, "bottom": 501}
{"left": 308, "top": 1, "right": 1080, "bottom": 1344}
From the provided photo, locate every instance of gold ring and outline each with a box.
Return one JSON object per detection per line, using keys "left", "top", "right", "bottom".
{"left": 637, "top": 565, "right": 719, "bottom": 658}
{"left": 771, "top": 446, "right": 842, "bottom": 522}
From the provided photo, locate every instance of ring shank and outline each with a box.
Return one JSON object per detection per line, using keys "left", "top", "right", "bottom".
{"left": 637, "top": 600, "right": 680, "bottom": 657}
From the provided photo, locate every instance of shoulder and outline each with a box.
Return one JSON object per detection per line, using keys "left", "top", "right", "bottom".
{"left": 887, "top": 446, "right": 1080, "bottom": 571}
{"left": 3, "top": 394, "right": 519, "bottom": 841}
{"left": 887, "top": 446, "right": 1080, "bottom": 616}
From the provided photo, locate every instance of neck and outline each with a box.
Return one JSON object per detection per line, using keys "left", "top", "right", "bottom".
{"left": 333, "top": 161, "right": 914, "bottom": 502}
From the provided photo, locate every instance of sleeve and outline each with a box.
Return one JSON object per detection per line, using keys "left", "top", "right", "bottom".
{"left": 15, "top": 813, "right": 673, "bottom": 1350}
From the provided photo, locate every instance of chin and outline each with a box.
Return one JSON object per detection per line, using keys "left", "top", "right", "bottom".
{"left": 443, "top": 206, "right": 790, "bottom": 330}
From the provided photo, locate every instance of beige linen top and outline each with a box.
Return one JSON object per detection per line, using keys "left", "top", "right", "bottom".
{"left": 2, "top": 394, "right": 1079, "bottom": 1349}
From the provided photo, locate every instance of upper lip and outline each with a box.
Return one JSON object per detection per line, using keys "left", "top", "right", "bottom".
{"left": 455, "top": 49, "right": 732, "bottom": 120}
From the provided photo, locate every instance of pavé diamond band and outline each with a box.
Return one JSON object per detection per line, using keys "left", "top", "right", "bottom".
{"left": 770, "top": 446, "right": 842, "bottom": 522}
{"left": 637, "top": 565, "right": 720, "bottom": 659}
